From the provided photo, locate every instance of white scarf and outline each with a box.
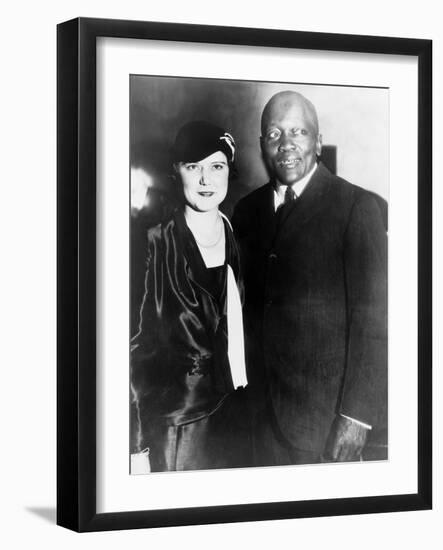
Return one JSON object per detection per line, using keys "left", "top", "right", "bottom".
{"left": 219, "top": 212, "right": 248, "bottom": 389}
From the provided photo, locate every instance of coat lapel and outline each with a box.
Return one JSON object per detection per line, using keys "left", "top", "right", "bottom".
{"left": 276, "top": 163, "right": 332, "bottom": 234}
{"left": 172, "top": 210, "right": 215, "bottom": 299}
{"left": 173, "top": 209, "right": 235, "bottom": 306}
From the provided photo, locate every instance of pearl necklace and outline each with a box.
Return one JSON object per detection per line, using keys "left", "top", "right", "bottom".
{"left": 192, "top": 216, "right": 224, "bottom": 248}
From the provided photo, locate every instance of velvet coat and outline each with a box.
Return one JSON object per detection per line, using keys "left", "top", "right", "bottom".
{"left": 130, "top": 210, "right": 251, "bottom": 471}
{"left": 232, "top": 163, "right": 388, "bottom": 454}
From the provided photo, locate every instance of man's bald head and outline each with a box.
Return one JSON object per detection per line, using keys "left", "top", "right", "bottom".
{"left": 261, "top": 91, "right": 319, "bottom": 137}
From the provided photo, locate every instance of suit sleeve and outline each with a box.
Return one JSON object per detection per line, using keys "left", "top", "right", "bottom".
{"left": 339, "top": 193, "right": 388, "bottom": 428}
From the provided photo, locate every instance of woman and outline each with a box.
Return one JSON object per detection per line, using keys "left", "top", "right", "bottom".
{"left": 130, "top": 121, "right": 251, "bottom": 473}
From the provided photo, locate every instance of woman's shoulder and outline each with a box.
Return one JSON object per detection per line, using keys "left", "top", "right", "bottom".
{"left": 146, "top": 211, "right": 180, "bottom": 241}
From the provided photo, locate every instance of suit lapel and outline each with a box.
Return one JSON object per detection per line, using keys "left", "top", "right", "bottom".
{"left": 276, "top": 163, "right": 332, "bottom": 234}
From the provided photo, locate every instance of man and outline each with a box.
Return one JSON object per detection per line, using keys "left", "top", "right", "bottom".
{"left": 233, "top": 91, "right": 387, "bottom": 465}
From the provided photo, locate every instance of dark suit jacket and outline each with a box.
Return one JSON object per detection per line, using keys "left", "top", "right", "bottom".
{"left": 233, "top": 162, "right": 387, "bottom": 453}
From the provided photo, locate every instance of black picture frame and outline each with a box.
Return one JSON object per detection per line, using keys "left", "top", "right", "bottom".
{"left": 57, "top": 17, "right": 432, "bottom": 532}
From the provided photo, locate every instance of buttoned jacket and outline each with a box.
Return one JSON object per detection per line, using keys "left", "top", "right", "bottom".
{"left": 233, "top": 162, "right": 388, "bottom": 452}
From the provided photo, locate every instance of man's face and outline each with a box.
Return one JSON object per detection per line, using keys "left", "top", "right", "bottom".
{"left": 261, "top": 95, "right": 322, "bottom": 186}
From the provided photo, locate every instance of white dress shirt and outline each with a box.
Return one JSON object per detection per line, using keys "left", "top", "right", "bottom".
{"left": 273, "top": 162, "right": 318, "bottom": 211}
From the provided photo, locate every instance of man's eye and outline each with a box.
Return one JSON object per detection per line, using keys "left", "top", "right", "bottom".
{"left": 289, "top": 128, "right": 308, "bottom": 136}
{"left": 266, "top": 129, "right": 280, "bottom": 140}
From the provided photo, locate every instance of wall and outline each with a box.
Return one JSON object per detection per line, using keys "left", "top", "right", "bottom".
{"left": 0, "top": 1, "right": 440, "bottom": 549}
{"left": 131, "top": 75, "right": 389, "bottom": 207}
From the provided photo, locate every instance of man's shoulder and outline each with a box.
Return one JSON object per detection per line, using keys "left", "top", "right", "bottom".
{"left": 318, "top": 162, "right": 384, "bottom": 201}
{"left": 234, "top": 182, "right": 272, "bottom": 212}
{"left": 319, "top": 165, "right": 388, "bottom": 230}
{"left": 232, "top": 183, "right": 272, "bottom": 234}
{"left": 319, "top": 164, "right": 365, "bottom": 200}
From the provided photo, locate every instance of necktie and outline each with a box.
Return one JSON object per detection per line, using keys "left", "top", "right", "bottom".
{"left": 284, "top": 185, "right": 296, "bottom": 204}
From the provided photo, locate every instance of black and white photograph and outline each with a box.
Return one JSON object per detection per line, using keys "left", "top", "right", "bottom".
{"left": 1, "top": 0, "right": 439, "bottom": 544}
{"left": 129, "top": 75, "right": 389, "bottom": 474}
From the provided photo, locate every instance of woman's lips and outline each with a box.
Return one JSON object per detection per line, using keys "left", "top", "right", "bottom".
{"left": 198, "top": 191, "right": 215, "bottom": 196}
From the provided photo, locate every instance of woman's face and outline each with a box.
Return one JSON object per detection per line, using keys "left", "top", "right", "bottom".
{"left": 176, "top": 151, "right": 229, "bottom": 213}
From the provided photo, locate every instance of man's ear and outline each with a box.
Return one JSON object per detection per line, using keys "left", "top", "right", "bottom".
{"left": 316, "top": 134, "right": 323, "bottom": 157}
{"left": 260, "top": 136, "right": 273, "bottom": 179}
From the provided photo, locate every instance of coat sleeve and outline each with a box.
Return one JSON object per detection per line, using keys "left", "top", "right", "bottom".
{"left": 339, "top": 193, "right": 388, "bottom": 428}
{"left": 130, "top": 234, "right": 162, "bottom": 453}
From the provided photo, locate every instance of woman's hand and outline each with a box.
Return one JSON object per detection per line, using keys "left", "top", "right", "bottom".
{"left": 130, "top": 448, "right": 151, "bottom": 474}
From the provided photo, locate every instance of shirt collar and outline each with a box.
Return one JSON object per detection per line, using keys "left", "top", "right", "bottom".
{"left": 273, "top": 162, "right": 318, "bottom": 211}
